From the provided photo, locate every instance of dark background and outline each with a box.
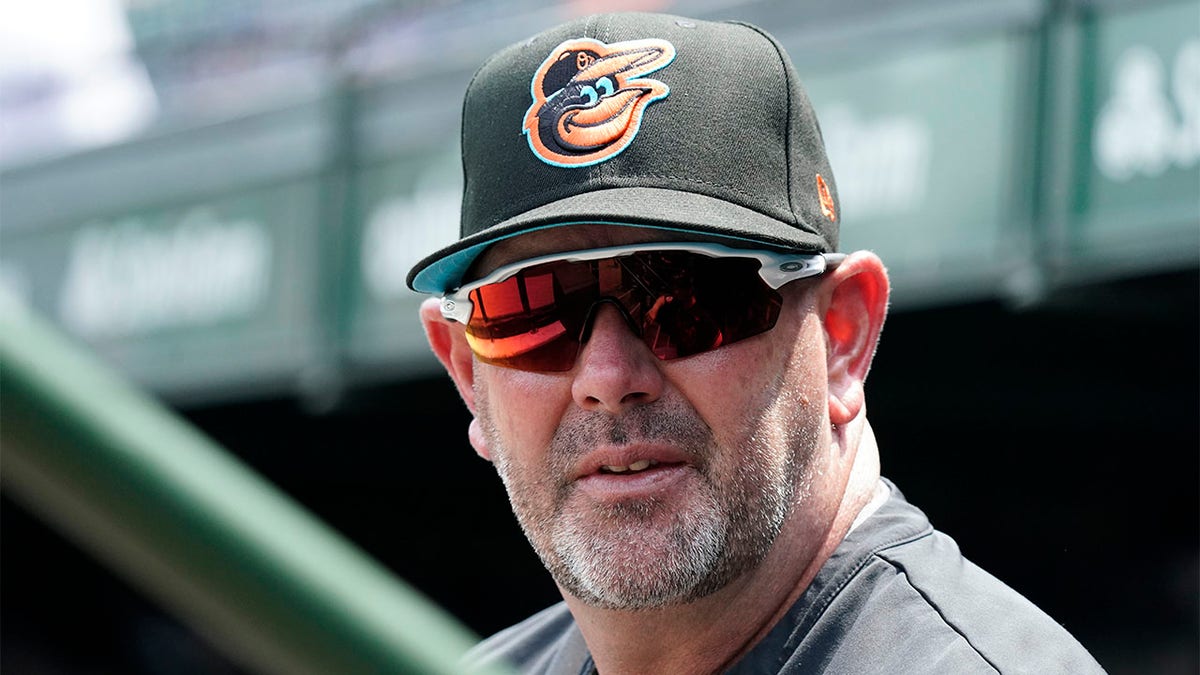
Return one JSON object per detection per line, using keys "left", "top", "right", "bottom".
{"left": 4, "top": 268, "right": 1196, "bottom": 674}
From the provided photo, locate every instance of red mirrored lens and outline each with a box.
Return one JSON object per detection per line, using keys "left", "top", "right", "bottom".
{"left": 463, "top": 251, "right": 782, "bottom": 371}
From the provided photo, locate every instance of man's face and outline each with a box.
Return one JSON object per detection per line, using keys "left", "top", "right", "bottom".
{"left": 468, "top": 225, "right": 834, "bottom": 610}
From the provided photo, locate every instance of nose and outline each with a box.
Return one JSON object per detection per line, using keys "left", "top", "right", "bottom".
{"left": 572, "top": 303, "right": 664, "bottom": 414}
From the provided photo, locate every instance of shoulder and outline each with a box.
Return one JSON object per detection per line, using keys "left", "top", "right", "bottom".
{"left": 463, "top": 602, "right": 589, "bottom": 674}
{"left": 859, "top": 527, "right": 1103, "bottom": 673}
{"left": 774, "top": 482, "right": 1105, "bottom": 674}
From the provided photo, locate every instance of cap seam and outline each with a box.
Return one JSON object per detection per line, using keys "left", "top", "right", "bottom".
{"left": 586, "top": 13, "right": 606, "bottom": 187}
{"left": 733, "top": 21, "right": 798, "bottom": 228}
{"left": 459, "top": 46, "right": 515, "bottom": 227}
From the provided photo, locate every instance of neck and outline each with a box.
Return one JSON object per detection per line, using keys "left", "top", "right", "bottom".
{"left": 566, "top": 421, "right": 882, "bottom": 675}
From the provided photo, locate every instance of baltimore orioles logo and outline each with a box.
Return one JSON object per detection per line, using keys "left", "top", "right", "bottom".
{"left": 523, "top": 38, "right": 676, "bottom": 167}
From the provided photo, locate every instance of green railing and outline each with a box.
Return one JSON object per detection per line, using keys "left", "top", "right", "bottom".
{"left": 0, "top": 300, "right": 510, "bottom": 675}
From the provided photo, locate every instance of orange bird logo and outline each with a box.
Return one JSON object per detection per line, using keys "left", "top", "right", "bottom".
{"left": 523, "top": 38, "right": 675, "bottom": 167}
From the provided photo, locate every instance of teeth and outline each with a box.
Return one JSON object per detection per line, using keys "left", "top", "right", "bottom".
{"left": 601, "top": 459, "right": 659, "bottom": 474}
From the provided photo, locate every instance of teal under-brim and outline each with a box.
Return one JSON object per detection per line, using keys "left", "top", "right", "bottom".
{"left": 406, "top": 186, "right": 831, "bottom": 294}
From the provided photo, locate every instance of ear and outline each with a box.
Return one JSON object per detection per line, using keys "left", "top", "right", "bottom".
{"left": 818, "top": 252, "right": 890, "bottom": 426}
{"left": 420, "top": 298, "right": 493, "bottom": 461}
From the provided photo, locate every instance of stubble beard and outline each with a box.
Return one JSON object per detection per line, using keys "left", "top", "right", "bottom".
{"left": 478, "top": 380, "right": 818, "bottom": 611}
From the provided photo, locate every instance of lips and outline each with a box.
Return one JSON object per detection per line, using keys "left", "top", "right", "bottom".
{"left": 599, "top": 458, "right": 657, "bottom": 473}
{"left": 571, "top": 444, "right": 696, "bottom": 501}
{"left": 573, "top": 444, "right": 693, "bottom": 479}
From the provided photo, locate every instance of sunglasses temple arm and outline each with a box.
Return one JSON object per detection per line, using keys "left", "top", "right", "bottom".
{"left": 440, "top": 296, "right": 473, "bottom": 323}
{"left": 757, "top": 252, "right": 847, "bottom": 289}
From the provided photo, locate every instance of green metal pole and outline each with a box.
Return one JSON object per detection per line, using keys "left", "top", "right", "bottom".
{"left": 0, "top": 302, "right": 509, "bottom": 675}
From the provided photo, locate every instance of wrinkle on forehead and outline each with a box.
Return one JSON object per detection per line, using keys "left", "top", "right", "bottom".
{"left": 470, "top": 224, "right": 739, "bottom": 280}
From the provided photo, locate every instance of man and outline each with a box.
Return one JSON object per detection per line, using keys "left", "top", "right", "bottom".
{"left": 408, "top": 12, "right": 1103, "bottom": 674}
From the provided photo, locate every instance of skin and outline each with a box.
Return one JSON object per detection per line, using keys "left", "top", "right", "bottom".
{"left": 422, "top": 224, "right": 891, "bottom": 674}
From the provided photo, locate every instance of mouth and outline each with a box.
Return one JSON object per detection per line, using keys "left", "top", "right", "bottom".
{"left": 573, "top": 447, "right": 696, "bottom": 502}
{"left": 575, "top": 444, "right": 693, "bottom": 478}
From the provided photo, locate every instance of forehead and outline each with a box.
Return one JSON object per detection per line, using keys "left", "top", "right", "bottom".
{"left": 471, "top": 224, "right": 737, "bottom": 279}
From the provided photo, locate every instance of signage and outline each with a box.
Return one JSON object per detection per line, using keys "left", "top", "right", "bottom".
{"left": 344, "top": 144, "right": 461, "bottom": 373}
{"left": 798, "top": 34, "right": 1025, "bottom": 303}
{"left": 1072, "top": 0, "right": 1200, "bottom": 263}
{"left": 0, "top": 180, "right": 322, "bottom": 399}
{"left": 58, "top": 208, "right": 271, "bottom": 339}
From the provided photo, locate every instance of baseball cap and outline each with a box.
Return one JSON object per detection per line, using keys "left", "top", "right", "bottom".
{"left": 406, "top": 12, "right": 840, "bottom": 294}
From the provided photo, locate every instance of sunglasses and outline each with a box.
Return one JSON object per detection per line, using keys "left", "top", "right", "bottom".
{"left": 440, "top": 242, "right": 845, "bottom": 372}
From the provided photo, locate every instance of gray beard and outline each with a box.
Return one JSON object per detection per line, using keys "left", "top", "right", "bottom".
{"left": 482, "top": 390, "right": 813, "bottom": 610}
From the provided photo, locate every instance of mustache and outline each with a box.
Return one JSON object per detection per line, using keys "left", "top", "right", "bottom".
{"left": 547, "top": 400, "right": 714, "bottom": 467}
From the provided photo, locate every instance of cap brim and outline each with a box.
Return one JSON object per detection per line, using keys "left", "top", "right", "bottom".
{"left": 407, "top": 186, "right": 828, "bottom": 293}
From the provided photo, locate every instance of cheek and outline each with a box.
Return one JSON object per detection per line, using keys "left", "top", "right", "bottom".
{"left": 669, "top": 314, "right": 828, "bottom": 447}
{"left": 477, "top": 365, "right": 574, "bottom": 455}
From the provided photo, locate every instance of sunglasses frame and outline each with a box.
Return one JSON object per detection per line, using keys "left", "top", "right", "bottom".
{"left": 439, "top": 241, "right": 846, "bottom": 324}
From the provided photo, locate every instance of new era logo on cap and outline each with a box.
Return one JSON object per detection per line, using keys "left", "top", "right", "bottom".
{"left": 523, "top": 37, "right": 676, "bottom": 167}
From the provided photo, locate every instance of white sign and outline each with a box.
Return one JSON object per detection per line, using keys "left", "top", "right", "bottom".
{"left": 58, "top": 207, "right": 272, "bottom": 338}
{"left": 1094, "top": 40, "right": 1200, "bottom": 182}
{"left": 361, "top": 184, "right": 459, "bottom": 301}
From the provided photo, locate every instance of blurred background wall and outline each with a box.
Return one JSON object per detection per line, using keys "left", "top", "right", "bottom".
{"left": 1, "top": 0, "right": 1197, "bottom": 672}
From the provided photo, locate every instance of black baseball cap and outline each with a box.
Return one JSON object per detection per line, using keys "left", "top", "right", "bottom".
{"left": 407, "top": 12, "right": 840, "bottom": 294}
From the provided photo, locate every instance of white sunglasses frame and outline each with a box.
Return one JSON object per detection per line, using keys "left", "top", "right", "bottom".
{"left": 439, "top": 241, "right": 845, "bottom": 324}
